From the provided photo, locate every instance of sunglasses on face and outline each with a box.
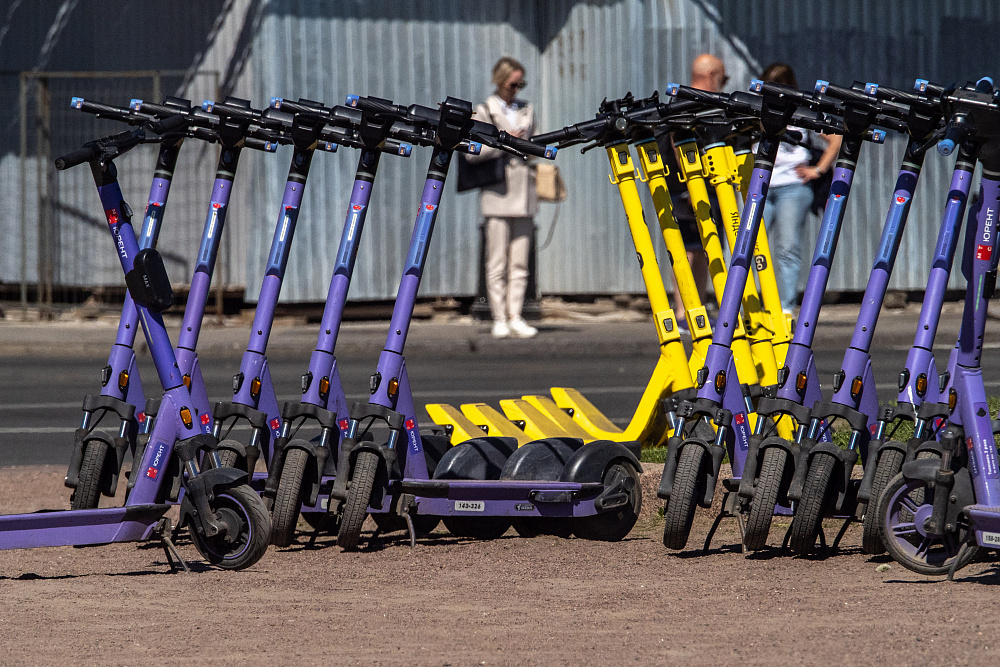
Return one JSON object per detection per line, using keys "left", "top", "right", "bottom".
{"left": 508, "top": 80, "right": 527, "bottom": 90}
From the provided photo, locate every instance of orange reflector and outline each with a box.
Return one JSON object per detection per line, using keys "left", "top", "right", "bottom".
{"left": 795, "top": 372, "right": 808, "bottom": 394}
{"left": 117, "top": 370, "right": 129, "bottom": 393}
{"left": 915, "top": 373, "right": 928, "bottom": 397}
{"left": 250, "top": 377, "right": 262, "bottom": 399}
{"left": 388, "top": 377, "right": 400, "bottom": 399}
{"left": 179, "top": 406, "right": 193, "bottom": 429}
{"left": 182, "top": 374, "right": 191, "bottom": 390}
{"left": 948, "top": 388, "right": 958, "bottom": 412}
{"left": 318, "top": 376, "right": 330, "bottom": 398}
{"left": 850, "top": 376, "right": 864, "bottom": 400}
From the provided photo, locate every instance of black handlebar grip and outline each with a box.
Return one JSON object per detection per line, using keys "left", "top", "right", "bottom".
{"left": 74, "top": 99, "right": 134, "bottom": 122}
{"left": 530, "top": 126, "right": 576, "bottom": 146}
{"left": 55, "top": 145, "right": 101, "bottom": 170}
{"left": 501, "top": 131, "right": 557, "bottom": 159}
{"left": 148, "top": 113, "right": 190, "bottom": 135}
{"left": 351, "top": 95, "right": 406, "bottom": 118}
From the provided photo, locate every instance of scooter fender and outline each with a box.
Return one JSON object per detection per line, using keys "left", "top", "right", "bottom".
{"left": 212, "top": 438, "right": 261, "bottom": 477}
{"left": 738, "top": 435, "right": 796, "bottom": 499}
{"left": 559, "top": 440, "right": 641, "bottom": 484}
{"left": 908, "top": 437, "right": 948, "bottom": 462}
{"left": 857, "top": 439, "right": 908, "bottom": 503}
{"left": 900, "top": 458, "right": 975, "bottom": 532}
{"left": 656, "top": 435, "right": 685, "bottom": 500}
{"left": 180, "top": 466, "right": 250, "bottom": 538}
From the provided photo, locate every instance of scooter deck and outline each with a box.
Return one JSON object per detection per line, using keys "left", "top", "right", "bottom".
{"left": 459, "top": 403, "right": 533, "bottom": 445}
{"left": 425, "top": 403, "right": 488, "bottom": 444}
{"left": 498, "top": 398, "right": 592, "bottom": 442}
{"left": 0, "top": 504, "right": 170, "bottom": 550}
{"left": 398, "top": 479, "right": 606, "bottom": 518}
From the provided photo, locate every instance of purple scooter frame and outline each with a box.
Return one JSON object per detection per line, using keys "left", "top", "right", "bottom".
{"left": 879, "top": 78, "right": 1000, "bottom": 577}
{"left": 1, "top": 128, "right": 270, "bottom": 571}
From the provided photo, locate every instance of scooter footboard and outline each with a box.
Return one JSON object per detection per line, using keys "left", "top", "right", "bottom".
{"left": 0, "top": 504, "right": 170, "bottom": 550}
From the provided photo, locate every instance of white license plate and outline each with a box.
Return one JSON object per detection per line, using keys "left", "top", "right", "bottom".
{"left": 981, "top": 531, "right": 1000, "bottom": 546}
{"left": 454, "top": 500, "right": 485, "bottom": 512}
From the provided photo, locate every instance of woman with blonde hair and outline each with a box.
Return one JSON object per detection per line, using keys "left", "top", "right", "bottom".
{"left": 468, "top": 56, "right": 539, "bottom": 338}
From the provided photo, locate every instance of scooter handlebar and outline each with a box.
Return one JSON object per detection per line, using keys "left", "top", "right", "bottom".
{"left": 54, "top": 144, "right": 102, "bottom": 170}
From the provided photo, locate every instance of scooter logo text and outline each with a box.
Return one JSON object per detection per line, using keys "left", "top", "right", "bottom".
{"left": 980, "top": 207, "right": 996, "bottom": 260}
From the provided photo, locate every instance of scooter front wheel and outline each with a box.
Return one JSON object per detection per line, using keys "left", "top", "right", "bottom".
{"left": 861, "top": 447, "right": 905, "bottom": 555}
{"left": 188, "top": 483, "right": 271, "bottom": 570}
{"left": 743, "top": 447, "right": 788, "bottom": 551}
{"left": 71, "top": 438, "right": 112, "bottom": 510}
{"left": 789, "top": 452, "right": 836, "bottom": 555}
{"left": 337, "top": 450, "right": 379, "bottom": 551}
{"left": 270, "top": 448, "right": 310, "bottom": 547}
{"left": 662, "top": 444, "right": 707, "bottom": 550}
{"left": 878, "top": 472, "right": 978, "bottom": 575}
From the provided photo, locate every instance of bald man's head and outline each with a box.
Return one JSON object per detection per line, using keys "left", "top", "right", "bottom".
{"left": 691, "top": 53, "right": 727, "bottom": 93}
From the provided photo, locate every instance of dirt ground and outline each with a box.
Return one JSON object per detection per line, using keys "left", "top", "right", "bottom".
{"left": 1, "top": 463, "right": 998, "bottom": 666}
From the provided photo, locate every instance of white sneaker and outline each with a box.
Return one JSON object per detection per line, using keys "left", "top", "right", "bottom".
{"left": 508, "top": 317, "right": 538, "bottom": 338}
{"left": 491, "top": 321, "right": 511, "bottom": 338}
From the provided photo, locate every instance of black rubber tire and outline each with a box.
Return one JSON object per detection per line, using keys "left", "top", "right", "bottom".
{"left": 442, "top": 515, "right": 511, "bottom": 539}
{"left": 789, "top": 452, "right": 836, "bottom": 555}
{"left": 71, "top": 439, "right": 111, "bottom": 510}
{"left": 573, "top": 462, "right": 642, "bottom": 541}
{"left": 337, "top": 450, "right": 379, "bottom": 551}
{"left": 861, "top": 447, "right": 905, "bottom": 555}
{"left": 878, "top": 471, "right": 979, "bottom": 576}
{"left": 743, "top": 447, "right": 788, "bottom": 551}
{"left": 188, "top": 483, "right": 270, "bottom": 570}
{"left": 270, "top": 448, "right": 310, "bottom": 547}
{"left": 662, "top": 444, "right": 707, "bottom": 550}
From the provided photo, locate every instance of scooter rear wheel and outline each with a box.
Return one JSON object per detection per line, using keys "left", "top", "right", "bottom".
{"left": 573, "top": 461, "right": 641, "bottom": 541}
{"left": 188, "top": 483, "right": 271, "bottom": 570}
{"left": 662, "top": 444, "right": 707, "bottom": 550}
{"left": 71, "top": 438, "right": 111, "bottom": 510}
{"left": 878, "top": 472, "right": 978, "bottom": 575}
{"left": 337, "top": 450, "right": 379, "bottom": 551}
{"left": 789, "top": 452, "right": 836, "bottom": 555}
{"left": 270, "top": 448, "right": 310, "bottom": 547}
{"left": 861, "top": 447, "right": 904, "bottom": 555}
{"left": 743, "top": 447, "right": 787, "bottom": 551}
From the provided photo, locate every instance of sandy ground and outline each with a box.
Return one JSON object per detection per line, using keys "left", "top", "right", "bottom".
{"left": 1, "top": 463, "right": 998, "bottom": 666}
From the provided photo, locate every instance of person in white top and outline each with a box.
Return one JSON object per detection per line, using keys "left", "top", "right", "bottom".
{"left": 759, "top": 62, "right": 841, "bottom": 312}
{"left": 469, "top": 56, "right": 539, "bottom": 338}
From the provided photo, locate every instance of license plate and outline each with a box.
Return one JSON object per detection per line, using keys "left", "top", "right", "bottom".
{"left": 454, "top": 500, "right": 485, "bottom": 512}
{"left": 981, "top": 531, "right": 1000, "bottom": 547}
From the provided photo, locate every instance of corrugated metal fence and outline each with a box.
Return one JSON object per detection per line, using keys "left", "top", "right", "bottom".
{"left": 4, "top": 0, "right": 997, "bottom": 303}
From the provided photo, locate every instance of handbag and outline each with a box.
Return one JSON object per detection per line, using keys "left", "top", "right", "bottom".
{"left": 535, "top": 162, "right": 567, "bottom": 203}
{"left": 456, "top": 105, "right": 506, "bottom": 193}
{"left": 456, "top": 153, "right": 505, "bottom": 192}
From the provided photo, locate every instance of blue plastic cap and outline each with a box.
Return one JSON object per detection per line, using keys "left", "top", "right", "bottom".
{"left": 467, "top": 141, "right": 482, "bottom": 155}
{"left": 346, "top": 94, "right": 359, "bottom": 107}
{"left": 202, "top": 100, "right": 215, "bottom": 112}
{"left": 872, "top": 129, "right": 886, "bottom": 143}
{"left": 865, "top": 83, "right": 878, "bottom": 95}
{"left": 130, "top": 98, "right": 143, "bottom": 110}
{"left": 914, "top": 79, "right": 929, "bottom": 92}
{"left": 938, "top": 138, "right": 956, "bottom": 156}
{"left": 71, "top": 96, "right": 83, "bottom": 108}
{"left": 265, "top": 141, "right": 278, "bottom": 152}
{"left": 979, "top": 77, "right": 995, "bottom": 87}
{"left": 398, "top": 143, "right": 412, "bottom": 157}
{"left": 815, "top": 80, "right": 829, "bottom": 93}
{"left": 749, "top": 79, "right": 763, "bottom": 92}
{"left": 544, "top": 145, "right": 558, "bottom": 160}
{"left": 270, "top": 97, "right": 283, "bottom": 109}
{"left": 665, "top": 83, "right": 679, "bottom": 96}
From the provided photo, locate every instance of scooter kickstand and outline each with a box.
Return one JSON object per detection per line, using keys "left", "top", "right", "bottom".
{"left": 947, "top": 542, "right": 972, "bottom": 581}
{"left": 403, "top": 512, "right": 417, "bottom": 549}
{"left": 155, "top": 518, "right": 190, "bottom": 574}
{"left": 831, "top": 517, "right": 853, "bottom": 551}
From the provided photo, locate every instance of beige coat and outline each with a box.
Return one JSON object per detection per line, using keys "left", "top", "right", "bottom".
{"left": 468, "top": 94, "right": 538, "bottom": 218}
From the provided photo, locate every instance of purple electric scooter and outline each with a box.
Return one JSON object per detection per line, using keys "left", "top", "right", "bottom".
{"left": 0, "top": 124, "right": 271, "bottom": 571}
{"left": 877, "top": 78, "right": 1000, "bottom": 579}
{"left": 63, "top": 96, "right": 278, "bottom": 509}
{"left": 654, "top": 80, "right": 887, "bottom": 552}
{"left": 258, "top": 95, "right": 434, "bottom": 547}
